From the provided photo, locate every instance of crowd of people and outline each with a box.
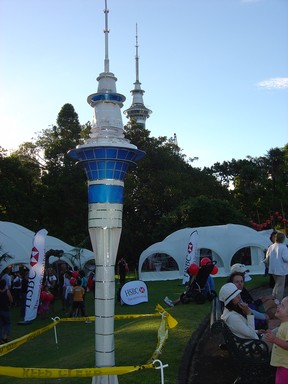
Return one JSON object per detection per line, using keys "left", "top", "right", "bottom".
{"left": 218, "top": 230, "right": 288, "bottom": 384}
{"left": 0, "top": 231, "right": 287, "bottom": 382}
{"left": 161, "top": 229, "right": 288, "bottom": 383}
{"left": 0, "top": 264, "right": 95, "bottom": 342}
{"left": 0, "top": 256, "right": 128, "bottom": 344}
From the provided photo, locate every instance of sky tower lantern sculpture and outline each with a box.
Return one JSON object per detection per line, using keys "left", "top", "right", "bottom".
{"left": 68, "top": 1, "right": 145, "bottom": 383}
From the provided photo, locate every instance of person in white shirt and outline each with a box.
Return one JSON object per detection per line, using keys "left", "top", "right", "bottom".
{"left": 62, "top": 271, "right": 73, "bottom": 313}
{"left": 1, "top": 269, "right": 12, "bottom": 290}
{"left": 44, "top": 268, "right": 57, "bottom": 291}
{"left": 11, "top": 271, "right": 22, "bottom": 307}
{"left": 266, "top": 232, "right": 288, "bottom": 302}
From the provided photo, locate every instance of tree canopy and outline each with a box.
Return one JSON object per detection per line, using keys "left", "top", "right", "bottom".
{"left": 0, "top": 104, "right": 287, "bottom": 267}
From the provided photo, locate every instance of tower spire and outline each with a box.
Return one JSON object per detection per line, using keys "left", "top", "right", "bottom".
{"left": 85, "top": 0, "right": 130, "bottom": 146}
{"left": 135, "top": 23, "right": 139, "bottom": 83}
{"left": 124, "top": 24, "right": 152, "bottom": 127}
{"left": 104, "top": 0, "right": 109, "bottom": 72}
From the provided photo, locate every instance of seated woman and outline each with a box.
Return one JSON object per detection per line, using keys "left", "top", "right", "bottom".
{"left": 230, "top": 263, "right": 278, "bottom": 320}
{"left": 219, "top": 282, "right": 259, "bottom": 339}
{"left": 229, "top": 272, "right": 269, "bottom": 329}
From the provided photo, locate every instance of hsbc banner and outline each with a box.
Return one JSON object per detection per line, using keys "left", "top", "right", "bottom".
{"left": 120, "top": 280, "right": 148, "bottom": 305}
{"left": 182, "top": 230, "right": 198, "bottom": 284}
{"left": 24, "top": 229, "right": 48, "bottom": 322}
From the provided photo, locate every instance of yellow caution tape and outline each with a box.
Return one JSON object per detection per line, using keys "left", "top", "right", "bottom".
{"left": 59, "top": 316, "right": 94, "bottom": 322}
{"left": 0, "top": 305, "right": 177, "bottom": 378}
{"left": 150, "top": 316, "right": 169, "bottom": 361}
{"left": 60, "top": 314, "right": 160, "bottom": 322}
{"left": 115, "top": 313, "right": 160, "bottom": 320}
{"left": 0, "top": 320, "right": 60, "bottom": 357}
{"left": 0, "top": 363, "right": 154, "bottom": 378}
{"left": 155, "top": 304, "right": 178, "bottom": 328}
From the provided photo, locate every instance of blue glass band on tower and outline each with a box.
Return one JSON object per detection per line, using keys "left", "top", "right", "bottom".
{"left": 88, "top": 184, "right": 123, "bottom": 204}
{"left": 69, "top": 146, "right": 145, "bottom": 181}
{"left": 90, "top": 93, "right": 125, "bottom": 103}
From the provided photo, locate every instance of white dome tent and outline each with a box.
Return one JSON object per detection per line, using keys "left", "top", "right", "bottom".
{"left": 0, "top": 221, "right": 95, "bottom": 273}
{"left": 138, "top": 224, "right": 275, "bottom": 281}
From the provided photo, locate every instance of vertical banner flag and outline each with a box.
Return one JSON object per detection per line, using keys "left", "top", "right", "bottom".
{"left": 182, "top": 230, "right": 198, "bottom": 284}
{"left": 24, "top": 228, "right": 48, "bottom": 322}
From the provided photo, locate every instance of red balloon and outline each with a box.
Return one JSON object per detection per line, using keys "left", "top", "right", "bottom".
{"left": 211, "top": 265, "right": 218, "bottom": 275}
{"left": 187, "top": 263, "right": 199, "bottom": 276}
{"left": 200, "top": 257, "right": 212, "bottom": 267}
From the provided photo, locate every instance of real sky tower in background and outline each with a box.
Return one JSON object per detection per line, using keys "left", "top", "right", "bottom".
{"left": 124, "top": 24, "right": 152, "bottom": 127}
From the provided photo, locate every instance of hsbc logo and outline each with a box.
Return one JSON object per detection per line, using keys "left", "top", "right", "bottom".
{"left": 120, "top": 281, "right": 148, "bottom": 305}
{"left": 188, "top": 242, "right": 193, "bottom": 253}
{"left": 30, "top": 247, "right": 39, "bottom": 267}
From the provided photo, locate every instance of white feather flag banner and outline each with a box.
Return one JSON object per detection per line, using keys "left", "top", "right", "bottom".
{"left": 24, "top": 228, "right": 48, "bottom": 322}
{"left": 182, "top": 230, "right": 198, "bottom": 284}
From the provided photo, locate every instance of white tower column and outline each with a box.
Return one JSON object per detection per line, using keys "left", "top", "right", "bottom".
{"left": 68, "top": 3, "right": 145, "bottom": 383}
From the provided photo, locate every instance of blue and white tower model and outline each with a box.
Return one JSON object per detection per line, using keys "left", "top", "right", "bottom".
{"left": 69, "top": 1, "right": 145, "bottom": 383}
{"left": 124, "top": 24, "right": 152, "bottom": 127}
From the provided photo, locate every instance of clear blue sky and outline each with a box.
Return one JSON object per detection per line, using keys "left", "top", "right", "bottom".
{"left": 1, "top": 0, "right": 287, "bottom": 169}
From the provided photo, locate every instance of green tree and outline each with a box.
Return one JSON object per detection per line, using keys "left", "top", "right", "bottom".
{"left": 36, "top": 104, "right": 89, "bottom": 245}
{"left": 0, "top": 144, "right": 43, "bottom": 230}
{"left": 263, "top": 147, "right": 288, "bottom": 212}
{"left": 119, "top": 123, "right": 245, "bottom": 265}
{"left": 3, "top": 106, "right": 285, "bottom": 267}
{"left": 158, "top": 195, "right": 248, "bottom": 233}
{"left": 207, "top": 144, "right": 288, "bottom": 230}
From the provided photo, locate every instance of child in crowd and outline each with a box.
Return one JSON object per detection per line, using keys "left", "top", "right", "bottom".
{"left": 71, "top": 278, "right": 86, "bottom": 317}
{"left": 263, "top": 296, "right": 288, "bottom": 384}
{"left": 62, "top": 271, "right": 73, "bottom": 314}
{"left": 37, "top": 286, "right": 54, "bottom": 319}
{"left": 79, "top": 270, "right": 88, "bottom": 294}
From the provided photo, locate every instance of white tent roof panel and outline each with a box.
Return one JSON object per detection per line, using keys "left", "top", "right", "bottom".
{"left": 138, "top": 224, "right": 275, "bottom": 281}
{"left": 0, "top": 222, "right": 95, "bottom": 272}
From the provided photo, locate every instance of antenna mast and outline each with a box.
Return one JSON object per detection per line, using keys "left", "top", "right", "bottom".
{"left": 104, "top": 0, "right": 109, "bottom": 72}
{"left": 135, "top": 23, "right": 139, "bottom": 83}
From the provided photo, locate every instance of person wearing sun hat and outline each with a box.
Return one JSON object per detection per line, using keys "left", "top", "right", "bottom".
{"left": 230, "top": 263, "right": 252, "bottom": 282}
{"left": 230, "top": 263, "right": 278, "bottom": 319}
{"left": 219, "top": 282, "right": 259, "bottom": 339}
{"left": 228, "top": 271, "right": 272, "bottom": 330}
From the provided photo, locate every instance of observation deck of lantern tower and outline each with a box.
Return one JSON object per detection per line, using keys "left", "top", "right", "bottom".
{"left": 68, "top": 1, "right": 145, "bottom": 383}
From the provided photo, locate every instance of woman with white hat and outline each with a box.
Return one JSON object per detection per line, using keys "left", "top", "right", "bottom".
{"left": 228, "top": 272, "right": 274, "bottom": 329}
{"left": 219, "top": 282, "right": 259, "bottom": 339}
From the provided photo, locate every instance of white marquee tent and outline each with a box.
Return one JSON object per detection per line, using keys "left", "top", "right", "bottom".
{"left": 138, "top": 224, "right": 278, "bottom": 281}
{"left": 0, "top": 221, "right": 95, "bottom": 273}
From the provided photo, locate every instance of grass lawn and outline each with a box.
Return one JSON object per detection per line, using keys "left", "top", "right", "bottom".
{"left": 0, "top": 274, "right": 270, "bottom": 384}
